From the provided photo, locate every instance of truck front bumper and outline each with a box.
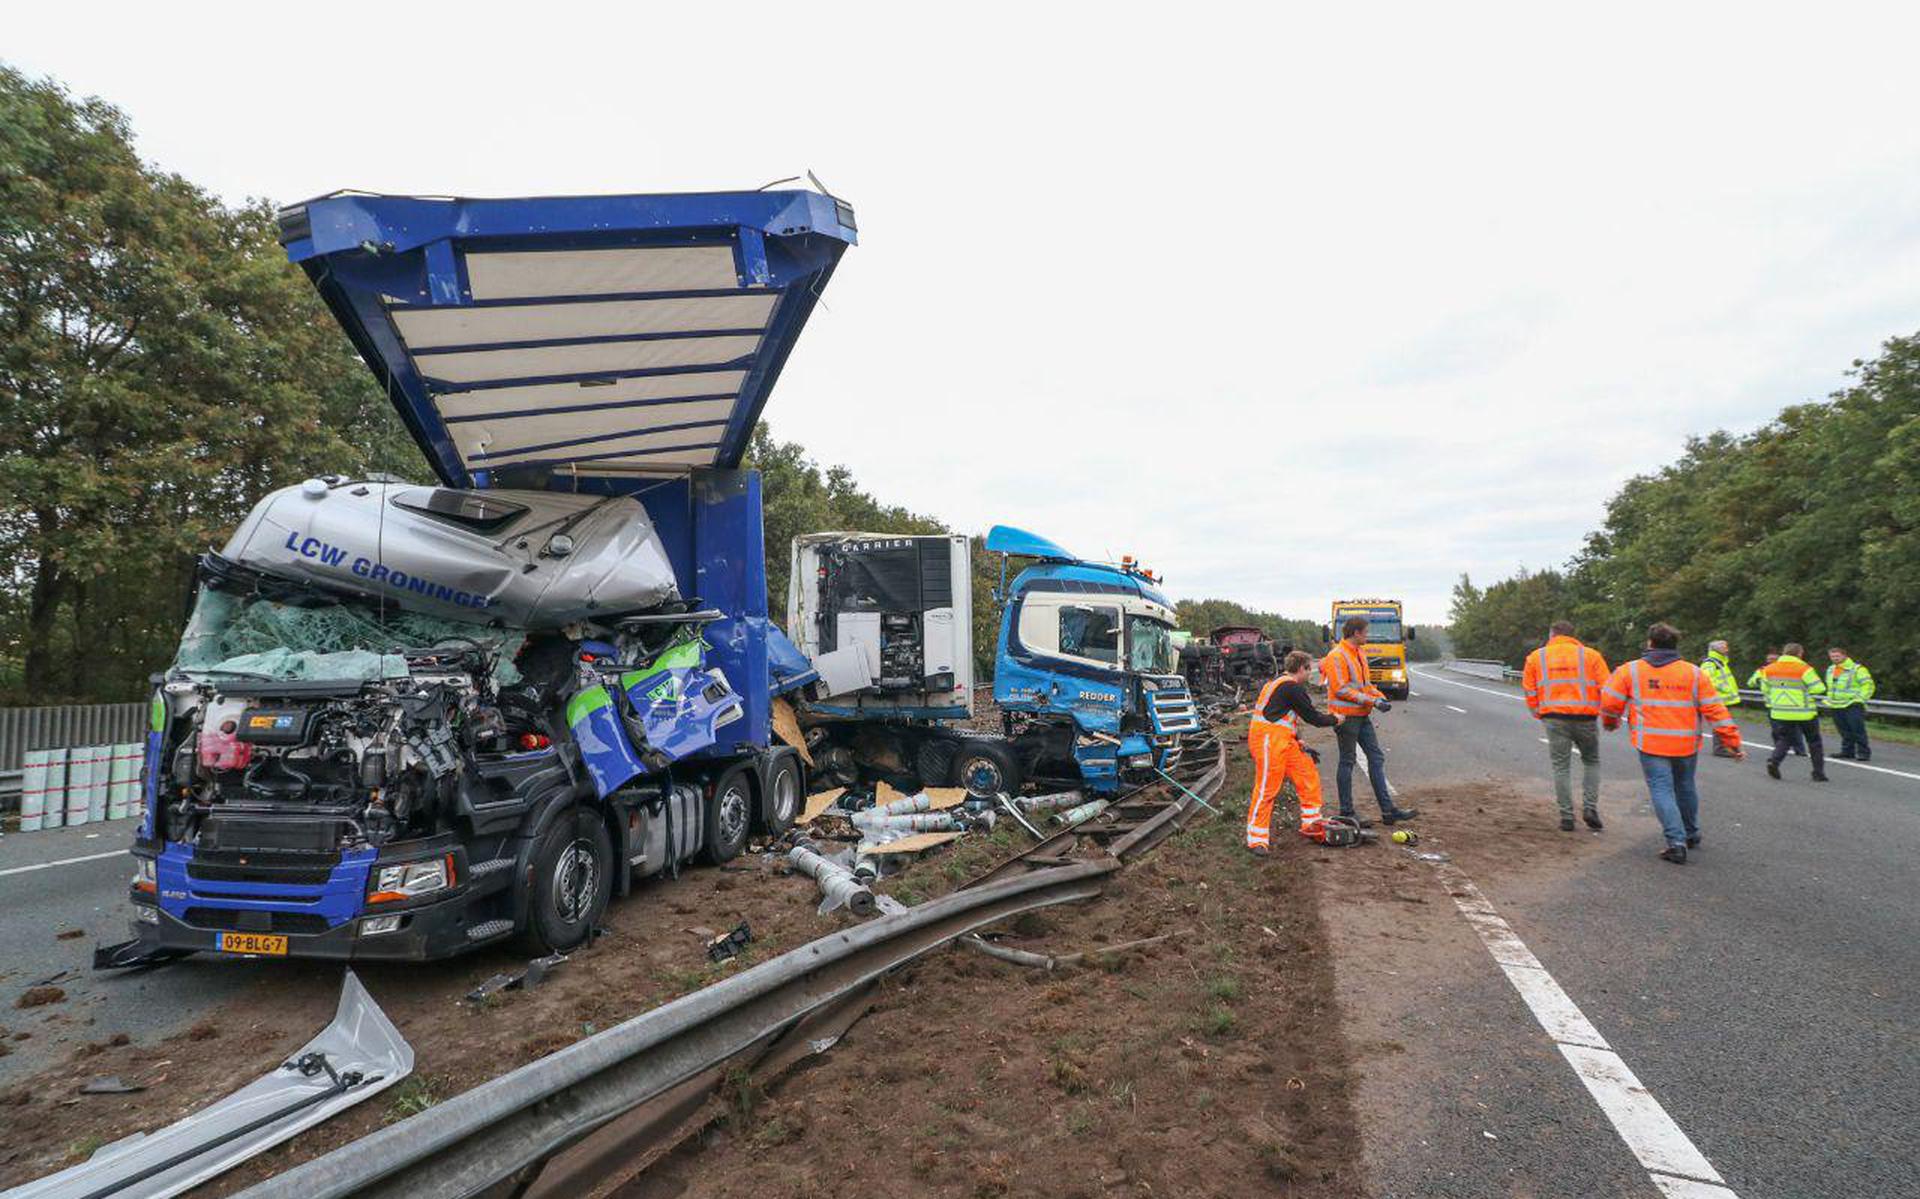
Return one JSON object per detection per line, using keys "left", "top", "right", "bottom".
{"left": 122, "top": 892, "right": 492, "bottom": 962}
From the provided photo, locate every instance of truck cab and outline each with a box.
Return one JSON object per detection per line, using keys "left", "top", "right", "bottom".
{"left": 989, "top": 527, "right": 1199, "bottom": 793}
{"left": 112, "top": 187, "right": 855, "bottom": 965}
{"left": 1330, "top": 598, "right": 1414, "bottom": 701}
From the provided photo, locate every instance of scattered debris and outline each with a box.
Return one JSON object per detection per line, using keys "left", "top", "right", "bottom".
{"left": 79, "top": 1076, "right": 143, "bottom": 1096}
{"left": 1015, "top": 789, "right": 1084, "bottom": 814}
{"left": 464, "top": 953, "right": 569, "bottom": 1004}
{"left": 92, "top": 940, "right": 189, "bottom": 971}
{"left": 706, "top": 922, "right": 754, "bottom": 962}
{"left": 54, "top": 931, "right": 84, "bottom": 942}
{"left": 1054, "top": 798, "right": 1112, "bottom": 828}
{"left": 4, "top": 972, "right": 410, "bottom": 1199}
{"left": 788, "top": 840, "right": 878, "bottom": 917}
{"left": 857, "top": 831, "right": 965, "bottom": 858}
{"left": 16, "top": 987, "right": 66, "bottom": 1010}
{"left": 963, "top": 929, "right": 1187, "bottom": 972}
{"left": 799, "top": 787, "right": 846, "bottom": 826}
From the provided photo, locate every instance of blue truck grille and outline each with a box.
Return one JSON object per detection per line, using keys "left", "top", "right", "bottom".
{"left": 1148, "top": 686, "right": 1201, "bottom": 735}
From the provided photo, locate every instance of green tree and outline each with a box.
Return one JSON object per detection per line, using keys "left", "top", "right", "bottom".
{"left": 1448, "top": 332, "right": 1920, "bottom": 691}
{"left": 0, "top": 66, "right": 416, "bottom": 702}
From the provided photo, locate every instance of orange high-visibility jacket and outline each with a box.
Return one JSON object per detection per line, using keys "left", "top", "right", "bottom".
{"left": 1523, "top": 636, "right": 1611, "bottom": 717}
{"left": 1599, "top": 657, "right": 1739, "bottom": 757}
{"left": 1322, "top": 642, "right": 1383, "bottom": 717}
{"left": 1249, "top": 676, "right": 1299, "bottom": 737}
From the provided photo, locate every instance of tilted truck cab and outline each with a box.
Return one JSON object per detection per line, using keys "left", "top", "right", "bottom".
{"left": 115, "top": 187, "right": 855, "bottom": 964}
{"left": 989, "top": 527, "right": 1199, "bottom": 793}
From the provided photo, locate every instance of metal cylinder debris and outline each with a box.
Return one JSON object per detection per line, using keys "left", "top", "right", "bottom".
{"left": 787, "top": 842, "right": 878, "bottom": 918}
{"left": 1054, "top": 798, "right": 1112, "bottom": 827}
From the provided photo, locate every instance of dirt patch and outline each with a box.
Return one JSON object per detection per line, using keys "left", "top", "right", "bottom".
{"left": 0, "top": 851, "right": 826, "bottom": 1191}
{"left": 14, "top": 987, "right": 65, "bottom": 1010}
{"left": 621, "top": 738, "right": 1366, "bottom": 1199}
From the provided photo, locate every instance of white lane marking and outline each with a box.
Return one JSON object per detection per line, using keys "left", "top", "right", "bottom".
{"left": 1410, "top": 690, "right": 1423, "bottom": 697}
{"left": 1435, "top": 862, "right": 1736, "bottom": 1195}
{"left": 1446, "top": 704, "right": 1469, "bottom": 714}
{"left": 1410, "top": 668, "right": 1523, "bottom": 702}
{"left": 1351, "top": 754, "right": 1399, "bottom": 798}
{"left": 1415, "top": 669, "right": 1920, "bottom": 783}
{"left": 1539, "top": 737, "right": 1550, "bottom": 744}
{"left": 0, "top": 849, "right": 128, "bottom": 879}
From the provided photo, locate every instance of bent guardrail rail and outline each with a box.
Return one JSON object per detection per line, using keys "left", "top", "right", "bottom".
{"left": 233, "top": 858, "right": 1119, "bottom": 1199}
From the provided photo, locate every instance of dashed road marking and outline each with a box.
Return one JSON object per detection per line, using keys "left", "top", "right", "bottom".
{"left": 1446, "top": 704, "right": 1469, "bottom": 714}
{"left": 1413, "top": 669, "right": 1920, "bottom": 782}
{"left": 1434, "top": 861, "right": 1738, "bottom": 1197}
{"left": 0, "top": 849, "right": 127, "bottom": 879}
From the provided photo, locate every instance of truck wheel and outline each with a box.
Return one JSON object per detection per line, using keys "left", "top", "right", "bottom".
{"left": 700, "top": 764, "right": 754, "bottom": 864}
{"left": 915, "top": 737, "right": 957, "bottom": 790}
{"left": 527, "top": 807, "right": 613, "bottom": 953}
{"left": 951, "top": 739, "right": 1021, "bottom": 799}
{"left": 758, "top": 753, "right": 803, "bottom": 838}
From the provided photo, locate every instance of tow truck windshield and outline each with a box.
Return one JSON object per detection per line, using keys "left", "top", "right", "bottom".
{"left": 1341, "top": 610, "right": 1404, "bottom": 644}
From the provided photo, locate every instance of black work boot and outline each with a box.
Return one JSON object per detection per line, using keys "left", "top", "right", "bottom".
{"left": 1559, "top": 815, "right": 1575, "bottom": 832}
{"left": 1659, "top": 846, "right": 1688, "bottom": 864}
{"left": 1811, "top": 771, "right": 1830, "bottom": 782}
{"left": 1382, "top": 807, "right": 1418, "bottom": 825}
{"left": 1766, "top": 761, "right": 1781, "bottom": 780}
{"left": 1686, "top": 833, "right": 1701, "bottom": 849}
{"left": 1583, "top": 808, "right": 1604, "bottom": 830}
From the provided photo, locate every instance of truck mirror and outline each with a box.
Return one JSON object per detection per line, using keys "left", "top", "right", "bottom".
{"left": 1321, "top": 624, "right": 1332, "bottom": 643}
{"left": 1408, "top": 627, "right": 1418, "bottom": 641}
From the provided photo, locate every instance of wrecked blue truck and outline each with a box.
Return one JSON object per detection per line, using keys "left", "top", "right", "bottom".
{"left": 113, "top": 188, "right": 850, "bottom": 962}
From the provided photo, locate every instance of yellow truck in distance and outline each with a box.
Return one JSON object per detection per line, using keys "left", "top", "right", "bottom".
{"left": 1328, "top": 598, "right": 1414, "bottom": 701}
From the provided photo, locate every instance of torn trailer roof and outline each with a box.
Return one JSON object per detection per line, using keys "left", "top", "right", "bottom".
{"left": 276, "top": 188, "right": 858, "bottom": 490}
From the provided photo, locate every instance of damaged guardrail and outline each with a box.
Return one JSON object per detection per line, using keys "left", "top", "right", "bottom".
{"left": 231, "top": 859, "right": 1118, "bottom": 1199}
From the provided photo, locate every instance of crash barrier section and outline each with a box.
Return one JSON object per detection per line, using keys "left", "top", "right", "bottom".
{"left": 1441, "top": 659, "right": 1919, "bottom": 721}
{"left": 234, "top": 732, "right": 1229, "bottom": 1199}
{"left": 16, "top": 744, "right": 143, "bottom": 830}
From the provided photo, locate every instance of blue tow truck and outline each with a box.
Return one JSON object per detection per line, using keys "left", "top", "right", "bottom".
{"left": 106, "top": 187, "right": 855, "bottom": 963}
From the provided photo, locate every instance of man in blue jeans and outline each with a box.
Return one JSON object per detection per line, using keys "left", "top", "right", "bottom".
{"left": 1600, "top": 623, "right": 1744, "bottom": 864}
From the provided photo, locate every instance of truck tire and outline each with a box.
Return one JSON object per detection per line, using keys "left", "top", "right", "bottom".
{"left": 700, "top": 764, "right": 754, "bottom": 865}
{"left": 915, "top": 737, "right": 958, "bottom": 790}
{"left": 527, "top": 807, "right": 613, "bottom": 953}
{"left": 951, "top": 738, "right": 1021, "bottom": 799}
{"left": 758, "top": 752, "right": 803, "bottom": 838}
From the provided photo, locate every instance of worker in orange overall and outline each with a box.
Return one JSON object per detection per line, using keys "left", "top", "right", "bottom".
{"left": 1246, "top": 650, "right": 1343, "bottom": 855}
{"left": 1599, "top": 623, "right": 1744, "bottom": 864}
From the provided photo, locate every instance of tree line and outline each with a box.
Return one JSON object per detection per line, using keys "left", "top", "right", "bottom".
{"left": 1448, "top": 331, "right": 1920, "bottom": 696}
{"left": 1, "top": 63, "right": 1346, "bottom": 705}
{"left": 1172, "top": 597, "right": 1446, "bottom": 662}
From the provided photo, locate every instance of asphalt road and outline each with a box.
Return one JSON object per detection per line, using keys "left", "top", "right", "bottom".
{"left": 1348, "top": 665, "right": 1918, "bottom": 1199}
{"left": 0, "top": 819, "right": 264, "bottom": 1081}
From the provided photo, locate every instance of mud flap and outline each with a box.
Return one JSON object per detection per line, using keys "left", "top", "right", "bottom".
{"left": 7, "top": 971, "right": 412, "bottom": 1199}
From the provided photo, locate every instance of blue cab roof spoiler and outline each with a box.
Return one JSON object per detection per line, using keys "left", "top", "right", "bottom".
{"left": 277, "top": 188, "right": 857, "bottom": 491}
{"left": 985, "top": 525, "right": 1077, "bottom": 562}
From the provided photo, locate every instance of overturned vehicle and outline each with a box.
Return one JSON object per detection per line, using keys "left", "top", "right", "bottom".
{"left": 110, "top": 185, "right": 855, "bottom": 963}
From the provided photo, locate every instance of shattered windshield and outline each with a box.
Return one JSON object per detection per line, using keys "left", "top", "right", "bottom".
{"left": 1127, "top": 616, "right": 1179, "bottom": 675}
{"left": 174, "top": 586, "right": 525, "bottom": 685}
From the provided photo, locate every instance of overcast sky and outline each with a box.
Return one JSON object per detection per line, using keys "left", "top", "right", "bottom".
{"left": 12, "top": 4, "right": 1920, "bottom": 623}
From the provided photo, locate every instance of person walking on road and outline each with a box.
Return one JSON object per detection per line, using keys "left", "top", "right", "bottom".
{"left": 1824, "top": 647, "right": 1876, "bottom": 762}
{"left": 1323, "top": 616, "right": 1418, "bottom": 826}
{"left": 1760, "top": 643, "right": 1828, "bottom": 782}
{"left": 1245, "top": 651, "right": 1342, "bottom": 854}
{"left": 1522, "top": 620, "right": 1610, "bottom": 832}
{"left": 1700, "top": 640, "right": 1742, "bottom": 759}
{"left": 1600, "top": 623, "right": 1743, "bottom": 864}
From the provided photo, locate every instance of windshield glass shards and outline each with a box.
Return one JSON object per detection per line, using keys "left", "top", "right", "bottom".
{"left": 1127, "top": 615, "right": 1179, "bottom": 675}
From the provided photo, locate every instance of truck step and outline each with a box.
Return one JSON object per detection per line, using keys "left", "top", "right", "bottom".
{"left": 466, "top": 919, "right": 515, "bottom": 942}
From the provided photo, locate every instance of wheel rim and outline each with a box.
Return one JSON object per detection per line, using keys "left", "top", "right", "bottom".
{"left": 772, "top": 769, "right": 799, "bottom": 823}
{"left": 718, "top": 784, "right": 750, "bottom": 845}
{"left": 553, "top": 838, "right": 599, "bottom": 923}
{"left": 961, "top": 757, "right": 1004, "bottom": 796}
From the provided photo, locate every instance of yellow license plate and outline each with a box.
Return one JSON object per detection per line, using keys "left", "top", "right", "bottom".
{"left": 218, "top": 932, "right": 288, "bottom": 956}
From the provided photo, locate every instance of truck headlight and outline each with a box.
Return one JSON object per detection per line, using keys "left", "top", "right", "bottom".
{"left": 360, "top": 914, "right": 403, "bottom": 936}
{"left": 1125, "top": 753, "right": 1153, "bottom": 768}
{"left": 135, "top": 906, "right": 160, "bottom": 925}
{"left": 370, "top": 856, "right": 453, "bottom": 903}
